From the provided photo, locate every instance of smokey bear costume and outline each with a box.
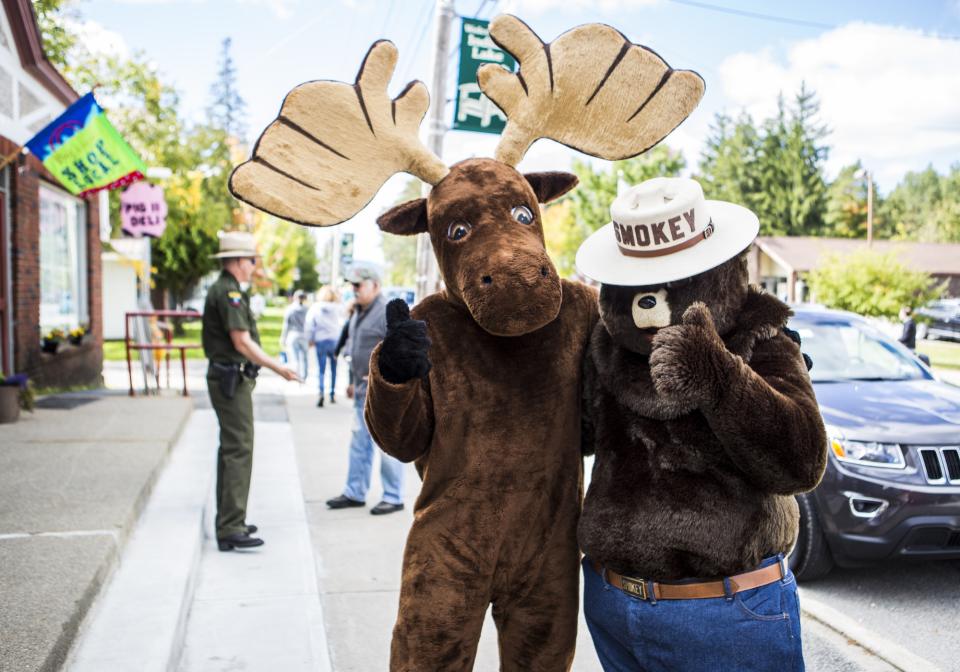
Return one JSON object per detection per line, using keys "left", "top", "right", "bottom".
{"left": 228, "top": 14, "right": 704, "bottom": 670}
{"left": 575, "top": 177, "right": 828, "bottom": 671}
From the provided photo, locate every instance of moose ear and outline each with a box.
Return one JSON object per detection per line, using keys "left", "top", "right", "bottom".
{"left": 377, "top": 198, "right": 428, "bottom": 236}
{"left": 524, "top": 172, "right": 579, "bottom": 204}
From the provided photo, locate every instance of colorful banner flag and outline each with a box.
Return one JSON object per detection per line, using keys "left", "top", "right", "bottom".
{"left": 25, "top": 92, "right": 147, "bottom": 197}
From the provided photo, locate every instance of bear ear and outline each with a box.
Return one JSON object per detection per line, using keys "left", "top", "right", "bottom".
{"left": 524, "top": 172, "right": 579, "bottom": 204}
{"left": 377, "top": 198, "right": 428, "bottom": 236}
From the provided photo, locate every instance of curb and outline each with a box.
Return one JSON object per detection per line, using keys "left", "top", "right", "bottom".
{"left": 20, "top": 396, "right": 194, "bottom": 672}
{"left": 799, "top": 593, "right": 942, "bottom": 672}
{"left": 66, "top": 407, "right": 215, "bottom": 672}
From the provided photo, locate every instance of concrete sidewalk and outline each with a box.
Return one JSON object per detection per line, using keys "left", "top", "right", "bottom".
{"left": 0, "top": 393, "right": 192, "bottom": 672}
{"left": 286, "top": 388, "right": 900, "bottom": 672}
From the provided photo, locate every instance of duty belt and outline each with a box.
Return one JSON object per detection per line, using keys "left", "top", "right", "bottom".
{"left": 592, "top": 556, "right": 788, "bottom": 601}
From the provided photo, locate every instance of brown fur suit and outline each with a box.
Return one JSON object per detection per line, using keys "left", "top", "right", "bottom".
{"left": 365, "top": 159, "right": 599, "bottom": 671}
{"left": 579, "top": 254, "right": 828, "bottom": 580}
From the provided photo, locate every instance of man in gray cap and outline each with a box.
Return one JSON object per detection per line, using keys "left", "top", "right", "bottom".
{"left": 326, "top": 263, "right": 405, "bottom": 515}
{"left": 203, "top": 230, "right": 300, "bottom": 550}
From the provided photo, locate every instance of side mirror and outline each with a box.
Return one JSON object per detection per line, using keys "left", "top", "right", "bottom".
{"left": 917, "top": 353, "right": 931, "bottom": 367}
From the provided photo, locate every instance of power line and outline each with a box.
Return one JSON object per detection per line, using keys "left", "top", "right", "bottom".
{"left": 665, "top": 0, "right": 834, "bottom": 30}
{"left": 400, "top": 0, "right": 438, "bottom": 84}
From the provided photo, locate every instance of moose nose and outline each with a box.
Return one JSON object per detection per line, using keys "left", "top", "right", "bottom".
{"left": 638, "top": 295, "right": 657, "bottom": 310}
{"left": 481, "top": 275, "right": 493, "bottom": 285}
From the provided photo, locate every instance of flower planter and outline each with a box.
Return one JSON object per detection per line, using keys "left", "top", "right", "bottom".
{"left": 41, "top": 339, "right": 60, "bottom": 354}
{"left": 68, "top": 336, "right": 84, "bottom": 347}
{"left": 0, "top": 385, "right": 20, "bottom": 424}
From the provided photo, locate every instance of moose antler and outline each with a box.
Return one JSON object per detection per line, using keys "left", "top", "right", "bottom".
{"left": 478, "top": 16, "right": 705, "bottom": 166}
{"left": 229, "top": 40, "right": 449, "bottom": 226}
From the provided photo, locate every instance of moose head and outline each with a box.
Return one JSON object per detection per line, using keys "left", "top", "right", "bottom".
{"left": 230, "top": 16, "right": 705, "bottom": 337}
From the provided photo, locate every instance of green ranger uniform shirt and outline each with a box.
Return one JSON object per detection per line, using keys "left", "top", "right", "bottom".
{"left": 202, "top": 270, "right": 260, "bottom": 364}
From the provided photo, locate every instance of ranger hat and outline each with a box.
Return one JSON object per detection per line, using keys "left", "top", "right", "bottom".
{"left": 211, "top": 230, "right": 260, "bottom": 259}
{"left": 575, "top": 177, "right": 759, "bottom": 286}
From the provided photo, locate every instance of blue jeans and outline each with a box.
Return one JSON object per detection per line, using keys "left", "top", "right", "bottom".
{"left": 314, "top": 339, "right": 337, "bottom": 396}
{"left": 343, "top": 389, "right": 404, "bottom": 505}
{"left": 583, "top": 555, "right": 804, "bottom": 672}
{"left": 286, "top": 334, "right": 309, "bottom": 380}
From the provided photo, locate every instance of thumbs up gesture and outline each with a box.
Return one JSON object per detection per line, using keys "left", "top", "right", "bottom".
{"left": 649, "top": 302, "right": 731, "bottom": 408}
{"left": 377, "top": 299, "right": 432, "bottom": 385}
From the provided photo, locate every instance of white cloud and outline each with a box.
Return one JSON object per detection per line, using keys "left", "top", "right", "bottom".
{"left": 716, "top": 22, "right": 960, "bottom": 189}
{"left": 112, "top": 0, "right": 300, "bottom": 19}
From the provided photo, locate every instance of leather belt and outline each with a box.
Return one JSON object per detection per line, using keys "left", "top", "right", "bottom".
{"left": 592, "top": 557, "right": 787, "bottom": 601}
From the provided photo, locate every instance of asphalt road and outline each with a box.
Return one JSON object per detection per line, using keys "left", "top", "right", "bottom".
{"left": 801, "top": 558, "right": 960, "bottom": 671}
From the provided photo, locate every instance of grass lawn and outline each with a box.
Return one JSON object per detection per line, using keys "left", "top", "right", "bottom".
{"left": 917, "top": 338, "right": 960, "bottom": 370}
{"left": 103, "top": 307, "right": 284, "bottom": 362}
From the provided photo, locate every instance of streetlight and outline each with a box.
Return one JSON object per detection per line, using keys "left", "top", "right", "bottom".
{"left": 854, "top": 167, "right": 873, "bottom": 246}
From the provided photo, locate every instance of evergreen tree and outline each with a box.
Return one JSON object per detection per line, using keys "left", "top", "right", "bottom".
{"left": 880, "top": 165, "right": 960, "bottom": 242}
{"left": 208, "top": 37, "right": 248, "bottom": 141}
{"left": 698, "top": 85, "right": 829, "bottom": 236}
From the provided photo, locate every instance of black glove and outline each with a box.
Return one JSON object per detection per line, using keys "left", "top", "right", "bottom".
{"left": 378, "top": 299, "right": 432, "bottom": 384}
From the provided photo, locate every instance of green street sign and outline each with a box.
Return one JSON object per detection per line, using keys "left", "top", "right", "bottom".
{"left": 452, "top": 18, "right": 515, "bottom": 135}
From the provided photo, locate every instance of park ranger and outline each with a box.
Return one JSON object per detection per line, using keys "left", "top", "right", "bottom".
{"left": 203, "top": 230, "right": 299, "bottom": 551}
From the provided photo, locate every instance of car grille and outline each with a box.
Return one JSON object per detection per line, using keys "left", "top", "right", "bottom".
{"left": 918, "top": 447, "right": 960, "bottom": 484}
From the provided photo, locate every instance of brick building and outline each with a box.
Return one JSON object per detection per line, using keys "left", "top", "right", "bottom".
{"left": 0, "top": 0, "right": 103, "bottom": 387}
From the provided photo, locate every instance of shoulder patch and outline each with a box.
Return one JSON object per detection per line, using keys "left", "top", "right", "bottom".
{"left": 228, "top": 291, "right": 243, "bottom": 307}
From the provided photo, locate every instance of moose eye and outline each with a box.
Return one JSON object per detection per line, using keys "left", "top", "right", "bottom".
{"left": 511, "top": 205, "right": 534, "bottom": 225}
{"left": 447, "top": 221, "right": 472, "bottom": 242}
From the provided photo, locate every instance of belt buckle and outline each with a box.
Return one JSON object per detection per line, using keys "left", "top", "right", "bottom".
{"left": 621, "top": 575, "right": 648, "bottom": 600}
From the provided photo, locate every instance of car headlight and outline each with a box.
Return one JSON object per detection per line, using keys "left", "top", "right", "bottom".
{"left": 830, "top": 438, "right": 905, "bottom": 469}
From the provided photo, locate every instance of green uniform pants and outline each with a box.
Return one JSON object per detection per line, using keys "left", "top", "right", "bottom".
{"left": 207, "top": 373, "right": 256, "bottom": 539}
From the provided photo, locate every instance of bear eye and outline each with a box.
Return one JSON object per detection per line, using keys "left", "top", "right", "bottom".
{"left": 511, "top": 205, "right": 534, "bottom": 225}
{"left": 447, "top": 221, "right": 472, "bottom": 242}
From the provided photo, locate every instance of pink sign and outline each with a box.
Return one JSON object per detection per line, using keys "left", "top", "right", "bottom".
{"left": 120, "top": 181, "right": 167, "bottom": 238}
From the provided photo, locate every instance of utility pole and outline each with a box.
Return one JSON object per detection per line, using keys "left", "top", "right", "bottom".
{"left": 415, "top": 0, "right": 455, "bottom": 302}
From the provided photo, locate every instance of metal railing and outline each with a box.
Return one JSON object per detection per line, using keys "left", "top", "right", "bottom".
{"left": 124, "top": 310, "right": 202, "bottom": 397}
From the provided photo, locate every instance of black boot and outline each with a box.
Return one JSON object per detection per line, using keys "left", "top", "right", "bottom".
{"left": 317, "top": 396, "right": 324, "bottom": 408}
{"left": 330, "top": 392, "right": 336, "bottom": 404}
{"left": 218, "top": 532, "right": 265, "bottom": 551}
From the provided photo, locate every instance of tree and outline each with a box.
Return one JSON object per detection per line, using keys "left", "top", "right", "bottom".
{"left": 880, "top": 164, "right": 960, "bottom": 243}
{"left": 381, "top": 179, "right": 423, "bottom": 287}
{"left": 806, "top": 249, "right": 945, "bottom": 318}
{"left": 33, "top": 0, "right": 76, "bottom": 71}
{"left": 698, "top": 85, "right": 829, "bottom": 236}
{"left": 539, "top": 145, "right": 686, "bottom": 276}
{"left": 822, "top": 163, "right": 890, "bottom": 239}
{"left": 208, "top": 38, "right": 248, "bottom": 141}
{"left": 293, "top": 229, "right": 321, "bottom": 293}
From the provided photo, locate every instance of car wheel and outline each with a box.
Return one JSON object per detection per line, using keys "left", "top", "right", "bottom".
{"left": 788, "top": 493, "right": 834, "bottom": 581}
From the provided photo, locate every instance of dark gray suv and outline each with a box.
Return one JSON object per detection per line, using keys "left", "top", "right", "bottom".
{"left": 787, "top": 307, "right": 960, "bottom": 580}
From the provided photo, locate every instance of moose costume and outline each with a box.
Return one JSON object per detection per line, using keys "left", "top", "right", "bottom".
{"left": 575, "top": 177, "right": 828, "bottom": 671}
{"left": 228, "top": 15, "right": 704, "bottom": 670}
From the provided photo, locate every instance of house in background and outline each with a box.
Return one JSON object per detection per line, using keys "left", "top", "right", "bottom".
{"left": 748, "top": 236, "right": 960, "bottom": 303}
{"left": 0, "top": 0, "right": 104, "bottom": 387}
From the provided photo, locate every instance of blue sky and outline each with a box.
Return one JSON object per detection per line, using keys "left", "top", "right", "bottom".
{"left": 74, "top": 0, "right": 960, "bottom": 263}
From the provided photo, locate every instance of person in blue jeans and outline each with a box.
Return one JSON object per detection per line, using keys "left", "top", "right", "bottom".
{"left": 305, "top": 286, "right": 343, "bottom": 407}
{"left": 576, "top": 178, "right": 827, "bottom": 671}
{"left": 325, "top": 264, "right": 405, "bottom": 515}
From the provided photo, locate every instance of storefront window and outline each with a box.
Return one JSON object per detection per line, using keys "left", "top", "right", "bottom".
{"left": 39, "top": 184, "right": 87, "bottom": 330}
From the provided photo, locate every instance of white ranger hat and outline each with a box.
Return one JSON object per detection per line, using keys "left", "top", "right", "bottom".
{"left": 575, "top": 177, "right": 759, "bottom": 286}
